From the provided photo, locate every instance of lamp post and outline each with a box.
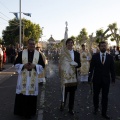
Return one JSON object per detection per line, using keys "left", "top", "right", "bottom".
{"left": 19, "top": 0, "right": 22, "bottom": 48}
{"left": 10, "top": 0, "right": 31, "bottom": 48}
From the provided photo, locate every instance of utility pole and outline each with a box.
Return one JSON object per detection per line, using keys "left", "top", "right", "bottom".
{"left": 41, "top": 27, "right": 44, "bottom": 49}
{"left": 19, "top": 0, "right": 22, "bottom": 48}
{"left": 10, "top": 0, "right": 31, "bottom": 48}
{"left": 22, "top": 22, "right": 24, "bottom": 45}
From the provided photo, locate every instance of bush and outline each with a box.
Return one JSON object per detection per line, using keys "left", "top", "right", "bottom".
{"left": 114, "top": 61, "right": 120, "bottom": 76}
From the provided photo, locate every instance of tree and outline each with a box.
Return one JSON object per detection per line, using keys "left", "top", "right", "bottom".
{"left": 95, "top": 27, "right": 112, "bottom": 43}
{"left": 86, "top": 33, "right": 96, "bottom": 52}
{"left": 95, "top": 28, "right": 104, "bottom": 43}
{"left": 108, "top": 23, "right": 120, "bottom": 46}
{"left": 2, "top": 18, "right": 42, "bottom": 46}
{"left": 0, "top": 38, "right": 2, "bottom": 44}
{"left": 76, "top": 28, "right": 88, "bottom": 45}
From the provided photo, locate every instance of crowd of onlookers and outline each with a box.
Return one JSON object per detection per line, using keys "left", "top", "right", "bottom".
{"left": 0, "top": 43, "right": 120, "bottom": 71}
{"left": 0, "top": 44, "right": 22, "bottom": 71}
{"left": 75, "top": 45, "right": 120, "bottom": 61}
{"left": 0, "top": 44, "right": 49, "bottom": 71}
{"left": 107, "top": 46, "right": 120, "bottom": 61}
{"left": 90, "top": 46, "right": 120, "bottom": 61}
{"left": 0, "top": 44, "right": 7, "bottom": 71}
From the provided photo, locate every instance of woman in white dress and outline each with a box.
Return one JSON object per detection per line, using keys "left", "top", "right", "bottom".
{"left": 80, "top": 44, "right": 91, "bottom": 82}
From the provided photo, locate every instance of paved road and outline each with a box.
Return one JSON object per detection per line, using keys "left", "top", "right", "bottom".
{"left": 0, "top": 62, "right": 120, "bottom": 120}
{"left": 43, "top": 61, "right": 120, "bottom": 120}
{"left": 0, "top": 64, "right": 39, "bottom": 120}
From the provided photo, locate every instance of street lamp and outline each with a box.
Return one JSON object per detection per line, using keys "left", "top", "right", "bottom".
{"left": 10, "top": 0, "right": 31, "bottom": 48}
{"left": 19, "top": 0, "right": 22, "bottom": 48}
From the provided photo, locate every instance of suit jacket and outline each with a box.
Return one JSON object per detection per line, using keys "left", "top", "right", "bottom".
{"left": 73, "top": 51, "right": 81, "bottom": 77}
{"left": 74, "top": 50, "right": 81, "bottom": 68}
{"left": 88, "top": 52, "right": 115, "bottom": 84}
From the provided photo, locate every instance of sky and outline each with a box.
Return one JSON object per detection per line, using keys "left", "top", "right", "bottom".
{"left": 0, "top": 0, "right": 120, "bottom": 45}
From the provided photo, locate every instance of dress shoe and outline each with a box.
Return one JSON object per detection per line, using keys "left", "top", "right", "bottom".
{"left": 68, "top": 110, "right": 74, "bottom": 115}
{"left": 102, "top": 114, "right": 110, "bottom": 119}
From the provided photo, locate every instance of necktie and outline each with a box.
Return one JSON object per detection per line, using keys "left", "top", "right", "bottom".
{"left": 102, "top": 53, "right": 104, "bottom": 64}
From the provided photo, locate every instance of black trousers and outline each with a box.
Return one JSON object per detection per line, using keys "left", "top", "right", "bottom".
{"left": 93, "top": 82, "right": 110, "bottom": 115}
{"left": 64, "top": 86, "right": 77, "bottom": 110}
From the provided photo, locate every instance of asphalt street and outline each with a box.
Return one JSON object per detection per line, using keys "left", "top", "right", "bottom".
{"left": 0, "top": 62, "right": 120, "bottom": 120}
{"left": 43, "top": 61, "right": 120, "bottom": 120}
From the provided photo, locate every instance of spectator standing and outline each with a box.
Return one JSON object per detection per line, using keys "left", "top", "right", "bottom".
{"left": 10, "top": 45, "right": 16, "bottom": 63}
{"left": 0, "top": 44, "right": 3, "bottom": 71}
{"left": 2, "top": 46, "right": 7, "bottom": 69}
{"left": 115, "top": 46, "right": 120, "bottom": 61}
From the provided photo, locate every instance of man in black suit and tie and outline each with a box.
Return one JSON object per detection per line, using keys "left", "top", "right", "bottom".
{"left": 88, "top": 41, "right": 115, "bottom": 119}
{"left": 59, "top": 38, "right": 81, "bottom": 115}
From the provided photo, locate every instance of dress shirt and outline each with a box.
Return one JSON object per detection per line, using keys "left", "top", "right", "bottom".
{"left": 100, "top": 52, "right": 106, "bottom": 64}
{"left": 69, "top": 49, "right": 74, "bottom": 61}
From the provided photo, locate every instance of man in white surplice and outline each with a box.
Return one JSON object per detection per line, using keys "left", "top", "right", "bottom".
{"left": 14, "top": 38, "right": 45, "bottom": 119}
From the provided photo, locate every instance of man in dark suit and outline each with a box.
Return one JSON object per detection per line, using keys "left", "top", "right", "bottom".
{"left": 59, "top": 38, "right": 81, "bottom": 115}
{"left": 88, "top": 41, "right": 115, "bottom": 119}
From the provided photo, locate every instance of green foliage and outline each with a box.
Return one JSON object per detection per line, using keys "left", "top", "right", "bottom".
{"left": 108, "top": 23, "right": 117, "bottom": 30}
{"left": 2, "top": 18, "right": 41, "bottom": 46}
{"left": 95, "top": 29, "right": 104, "bottom": 43}
{"left": 110, "top": 38, "right": 114, "bottom": 41}
{"left": 108, "top": 22, "right": 120, "bottom": 46}
{"left": 114, "top": 61, "right": 120, "bottom": 76}
{"left": 0, "top": 38, "right": 2, "bottom": 44}
{"left": 76, "top": 28, "right": 88, "bottom": 44}
{"left": 70, "top": 36, "right": 76, "bottom": 40}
